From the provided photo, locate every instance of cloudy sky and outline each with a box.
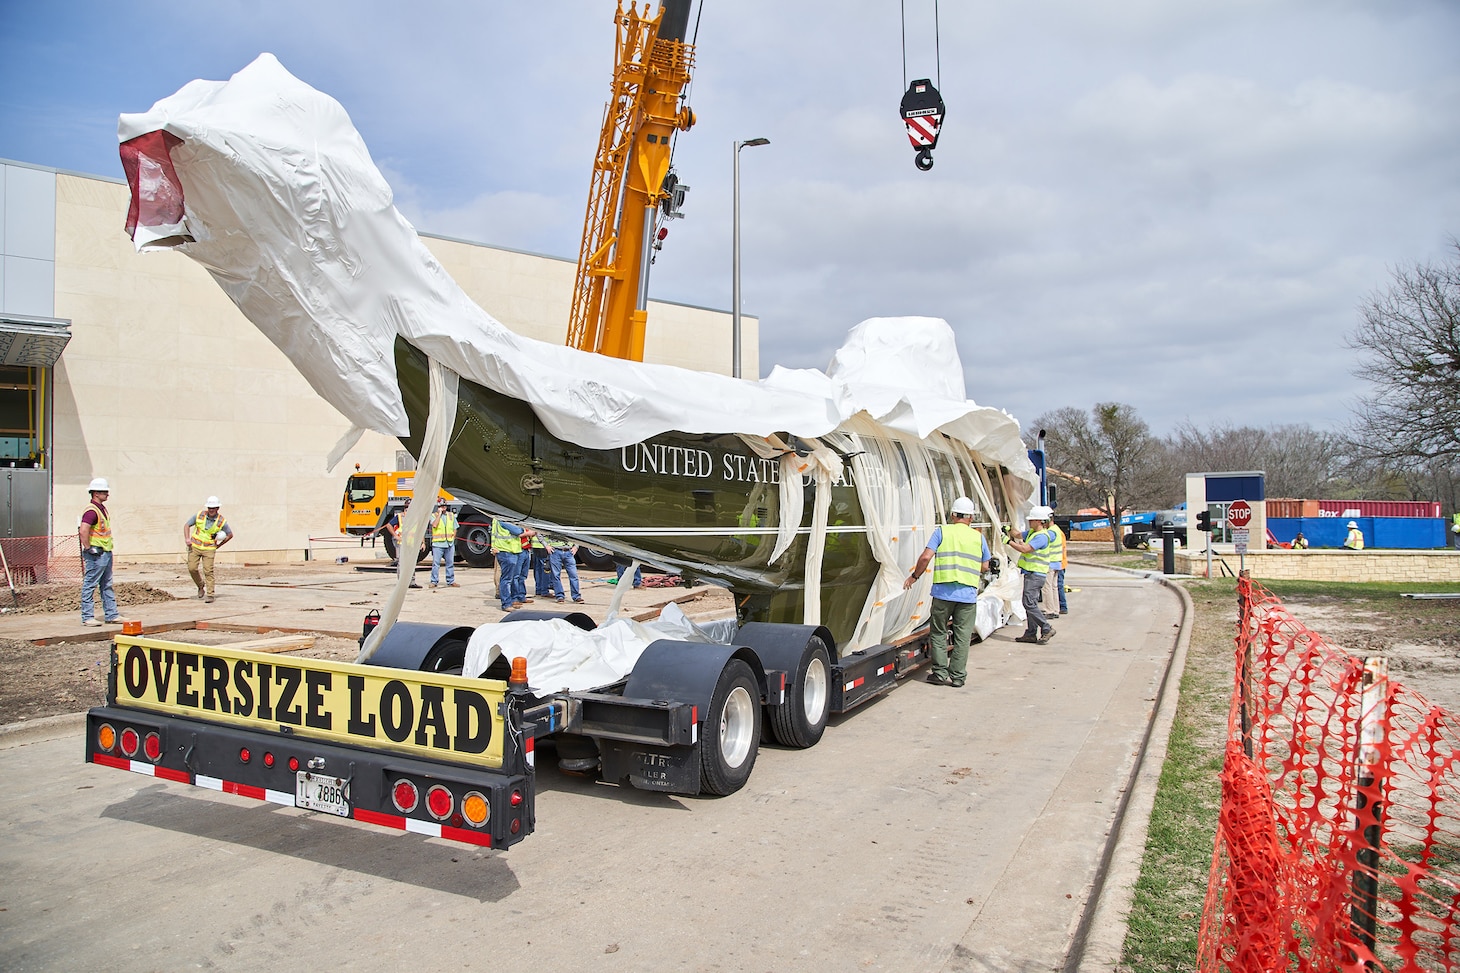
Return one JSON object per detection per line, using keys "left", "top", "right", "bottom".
{"left": 3, "top": 1, "right": 1457, "bottom": 437}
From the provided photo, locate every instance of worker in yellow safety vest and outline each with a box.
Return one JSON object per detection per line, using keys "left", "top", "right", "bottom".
{"left": 492, "top": 518, "right": 530, "bottom": 610}
{"left": 903, "top": 496, "right": 990, "bottom": 687}
{"left": 184, "top": 496, "right": 233, "bottom": 603}
{"left": 1008, "top": 505, "right": 1057, "bottom": 645}
{"left": 78, "top": 476, "right": 119, "bottom": 627}
{"left": 1343, "top": 520, "right": 1365, "bottom": 551}
{"left": 428, "top": 500, "right": 459, "bottom": 588}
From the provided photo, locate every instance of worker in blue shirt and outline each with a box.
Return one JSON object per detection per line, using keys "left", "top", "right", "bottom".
{"left": 1008, "top": 505, "right": 1056, "bottom": 644}
{"left": 903, "top": 497, "right": 990, "bottom": 687}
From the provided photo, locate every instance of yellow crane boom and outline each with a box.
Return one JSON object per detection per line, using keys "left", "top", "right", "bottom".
{"left": 566, "top": 0, "right": 696, "bottom": 361}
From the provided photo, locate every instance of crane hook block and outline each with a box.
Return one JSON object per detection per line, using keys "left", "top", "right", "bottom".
{"left": 900, "top": 78, "right": 945, "bottom": 172}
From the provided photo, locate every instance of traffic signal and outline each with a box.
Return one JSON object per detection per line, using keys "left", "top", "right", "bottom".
{"left": 1196, "top": 511, "right": 1212, "bottom": 532}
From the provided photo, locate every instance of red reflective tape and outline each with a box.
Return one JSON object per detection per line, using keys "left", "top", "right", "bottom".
{"left": 222, "top": 780, "right": 266, "bottom": 801}
{"left": 93, "top": 752, "right": 193, "bottom": 784}
{"left": 354, "top": 807, "right": 407, "bottom": 832}
{"left": 355, "top": 808, "right": 493, "bottom": 848}
{"left": 845, "top": 677, "right": 865, "bottom": 691}
{"left": 441, "top": 824, "right": 493, "bottom": 847}
{"left": 525, "top": 736, "right": 535, "bottom": 754}
{"left": 877, "top": 664, "right": 893, "bottom": 676}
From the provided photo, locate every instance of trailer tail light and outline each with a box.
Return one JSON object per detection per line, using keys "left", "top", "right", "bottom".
{"left": 263, "top": 752, "right": 275, "bottom": 768}
{"left": 120, "top": 727, "right": 140, "bottom": 757}
{"left": 143, "top": 731, "right": 162, "bottom": 762}
{"left": 425, "top": 784, "right": 453, "bottom": 821}
{"left": 97, "top": 723, "right": 117, "bottom": 753}
{"left": 239, "top": 747, "right": 252, "bottom": 764}
{"left": 288, "top": 756, "right": 300, "bottom": 772}
{"left": 461, "top": 791, "right": 490, "bottom": 827}
{"left": 511, "top": 818, "right": 521, "bottom": 835}
{"left": 510, "top": 789, "right": 523, "bottom": 808}
{"left": 391, "top": 779, "right": 419, "bottom": 814}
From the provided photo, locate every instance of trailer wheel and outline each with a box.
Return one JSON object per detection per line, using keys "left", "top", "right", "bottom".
{"left": 701, "top": 659, "right": 761, "bottom": 796}
{"left": 457, "top": 523, "right": 495, "bottom": 568}
{"left": 421, "top": 637, "right": 468, "bottom": 676}
{"left": 577, "top": 546, "right": 616, "bottom": 571}
{"left": 767, "top": 636, "right": 831, "bottom": 749}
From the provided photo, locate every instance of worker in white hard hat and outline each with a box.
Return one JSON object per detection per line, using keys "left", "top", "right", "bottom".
{"left": 1343, "top": 520, "right": 1365, "bottom": 551}
{"left": 903, "top": 496, "right": 990, "bottom": 687}
{"left": 78, "top": 477, "right": 120, "bottom": 627}
{"left": 1007, "top": 505, "right": 1057, "bottom": 645}
{"left": 183, "top": 496, "right": 233, "bottom": 603}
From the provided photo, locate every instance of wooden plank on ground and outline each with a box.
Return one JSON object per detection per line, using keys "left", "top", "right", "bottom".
{"left": 223, "top": 634, "right": 316, "bottom": 653}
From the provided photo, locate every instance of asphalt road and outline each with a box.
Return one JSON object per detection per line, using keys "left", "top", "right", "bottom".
{"left": 0, "top": 564, "right": 1183, "bottom": 973}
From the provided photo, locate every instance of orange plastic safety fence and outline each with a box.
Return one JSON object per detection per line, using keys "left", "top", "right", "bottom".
{"left": 0, "top": 536, "right": 84, "bottom": 587}
{"left": 1198, "top": 575, "right": 1460, "bottom": 972}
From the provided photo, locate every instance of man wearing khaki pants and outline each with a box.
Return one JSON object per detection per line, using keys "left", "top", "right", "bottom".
{"left": 184, "top": 496, "right": 233, "bottom": 603}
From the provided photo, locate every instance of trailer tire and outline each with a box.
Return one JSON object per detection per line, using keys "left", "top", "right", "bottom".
{"left": 577, "top": 546, "right": 616, "bottom": 571}
{"left": 700, "top": 659, "right": 761, "bottom": 796}
{"left": 766, "top": 636, "right": 831, "bottom": 749}
{"left": 457, "top": 522, "right": 495, "bottom": 569}
{"left": 420, "top": 637, "right": 468, "bottom": 676}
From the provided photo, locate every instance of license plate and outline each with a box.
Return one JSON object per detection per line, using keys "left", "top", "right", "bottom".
{"left": 296, "top": 772, "right": 350, "bottom": 816}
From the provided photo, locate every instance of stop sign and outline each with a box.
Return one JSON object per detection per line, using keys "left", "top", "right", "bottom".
{"left": 1228, "top": 500, "right": 1252, "bottom": 528}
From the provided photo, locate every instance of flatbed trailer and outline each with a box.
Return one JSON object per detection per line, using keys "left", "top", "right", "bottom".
{"left": 85, "top": 615, "right": 935, "bottom": 847}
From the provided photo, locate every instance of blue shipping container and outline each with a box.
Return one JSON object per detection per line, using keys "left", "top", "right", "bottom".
{"left": 1267, "top": 517, "right": 1447, "bottom": 549}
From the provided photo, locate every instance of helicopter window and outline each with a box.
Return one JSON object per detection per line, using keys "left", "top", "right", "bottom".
{"left": 927, "top": 450, "right": 959, "bottom": 518}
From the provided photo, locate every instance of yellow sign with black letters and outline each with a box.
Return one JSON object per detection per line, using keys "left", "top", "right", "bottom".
{"left": 109, "top": 636, "right": 507, "bottom": 767}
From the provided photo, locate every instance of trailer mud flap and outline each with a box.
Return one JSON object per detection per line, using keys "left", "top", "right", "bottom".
{"left": 831, "top": 647, "right": 899, "bottom": 713}
{"left": 599, "top": 739, "right": 702, "bottom": 795}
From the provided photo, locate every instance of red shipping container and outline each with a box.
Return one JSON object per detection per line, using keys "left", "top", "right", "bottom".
{"left": 1266, "top": 499, "right": 1323, "bottom": 518}
{"left": 1266, "top": 499, "right": 1303, "bottom": 519}
{"left": 1315, "top": 500, "right": 1441, "bottom": 518}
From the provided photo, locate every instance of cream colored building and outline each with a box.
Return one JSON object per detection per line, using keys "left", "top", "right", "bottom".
{"left": 0, "top": 159, "right": 757, "bottom": 561}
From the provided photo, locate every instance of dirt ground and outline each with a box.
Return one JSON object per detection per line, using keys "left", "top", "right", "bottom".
{"left": 6, "top": 552, "right": 1456, "bottom": 727}
{"left": 0, "top": 563, "right": 734, "bottom": 727}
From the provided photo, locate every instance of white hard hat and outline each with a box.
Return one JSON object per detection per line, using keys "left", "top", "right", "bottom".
{"left": 88, "top": 477, "right": 109, "bottom": 492}
{"left": 1347, "top": 520, "right": 1358, "bottom": 528}
{"left": 1029, "top": 505, "right": 1053, "bottom": 521}
{"left": 206, "top": 496, "right": 221, "bottom": 508}
{"left": 950, "top": 497, "right": 977, "bottom": 516}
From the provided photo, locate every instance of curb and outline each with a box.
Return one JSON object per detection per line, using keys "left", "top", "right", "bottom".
{"left": 1064, "top": 567, "right": 1194, "bottom": 971}
{"left": 0, "top": 711, "right": 86, "bottom": 749}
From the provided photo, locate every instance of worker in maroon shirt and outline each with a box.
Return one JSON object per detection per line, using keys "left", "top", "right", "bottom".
{"left": 78, "top": 477, "right": 119, "bottom": 626}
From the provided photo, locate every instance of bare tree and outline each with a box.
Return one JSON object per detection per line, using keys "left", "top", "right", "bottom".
{"left": 1347, "top": 242, "right": 1460, "bottom": 467}
{"left": 1034, "top": 403, "right": 1165, "bottom": 552}
{"left": 1169, "top": 421, "right": 1347, "bottom": 498}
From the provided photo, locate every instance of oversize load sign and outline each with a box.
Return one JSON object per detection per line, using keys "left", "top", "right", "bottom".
{"left": 110, "top": 637, "right": 506, "bottom": 767}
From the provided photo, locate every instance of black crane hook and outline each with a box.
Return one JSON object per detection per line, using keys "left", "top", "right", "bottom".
{"left": 900, "top": 79, "right": 945, "bottom": 171}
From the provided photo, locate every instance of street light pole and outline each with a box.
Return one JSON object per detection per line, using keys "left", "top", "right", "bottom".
{"left": 732, "top": 137, "right": 770, "bottom": 379}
